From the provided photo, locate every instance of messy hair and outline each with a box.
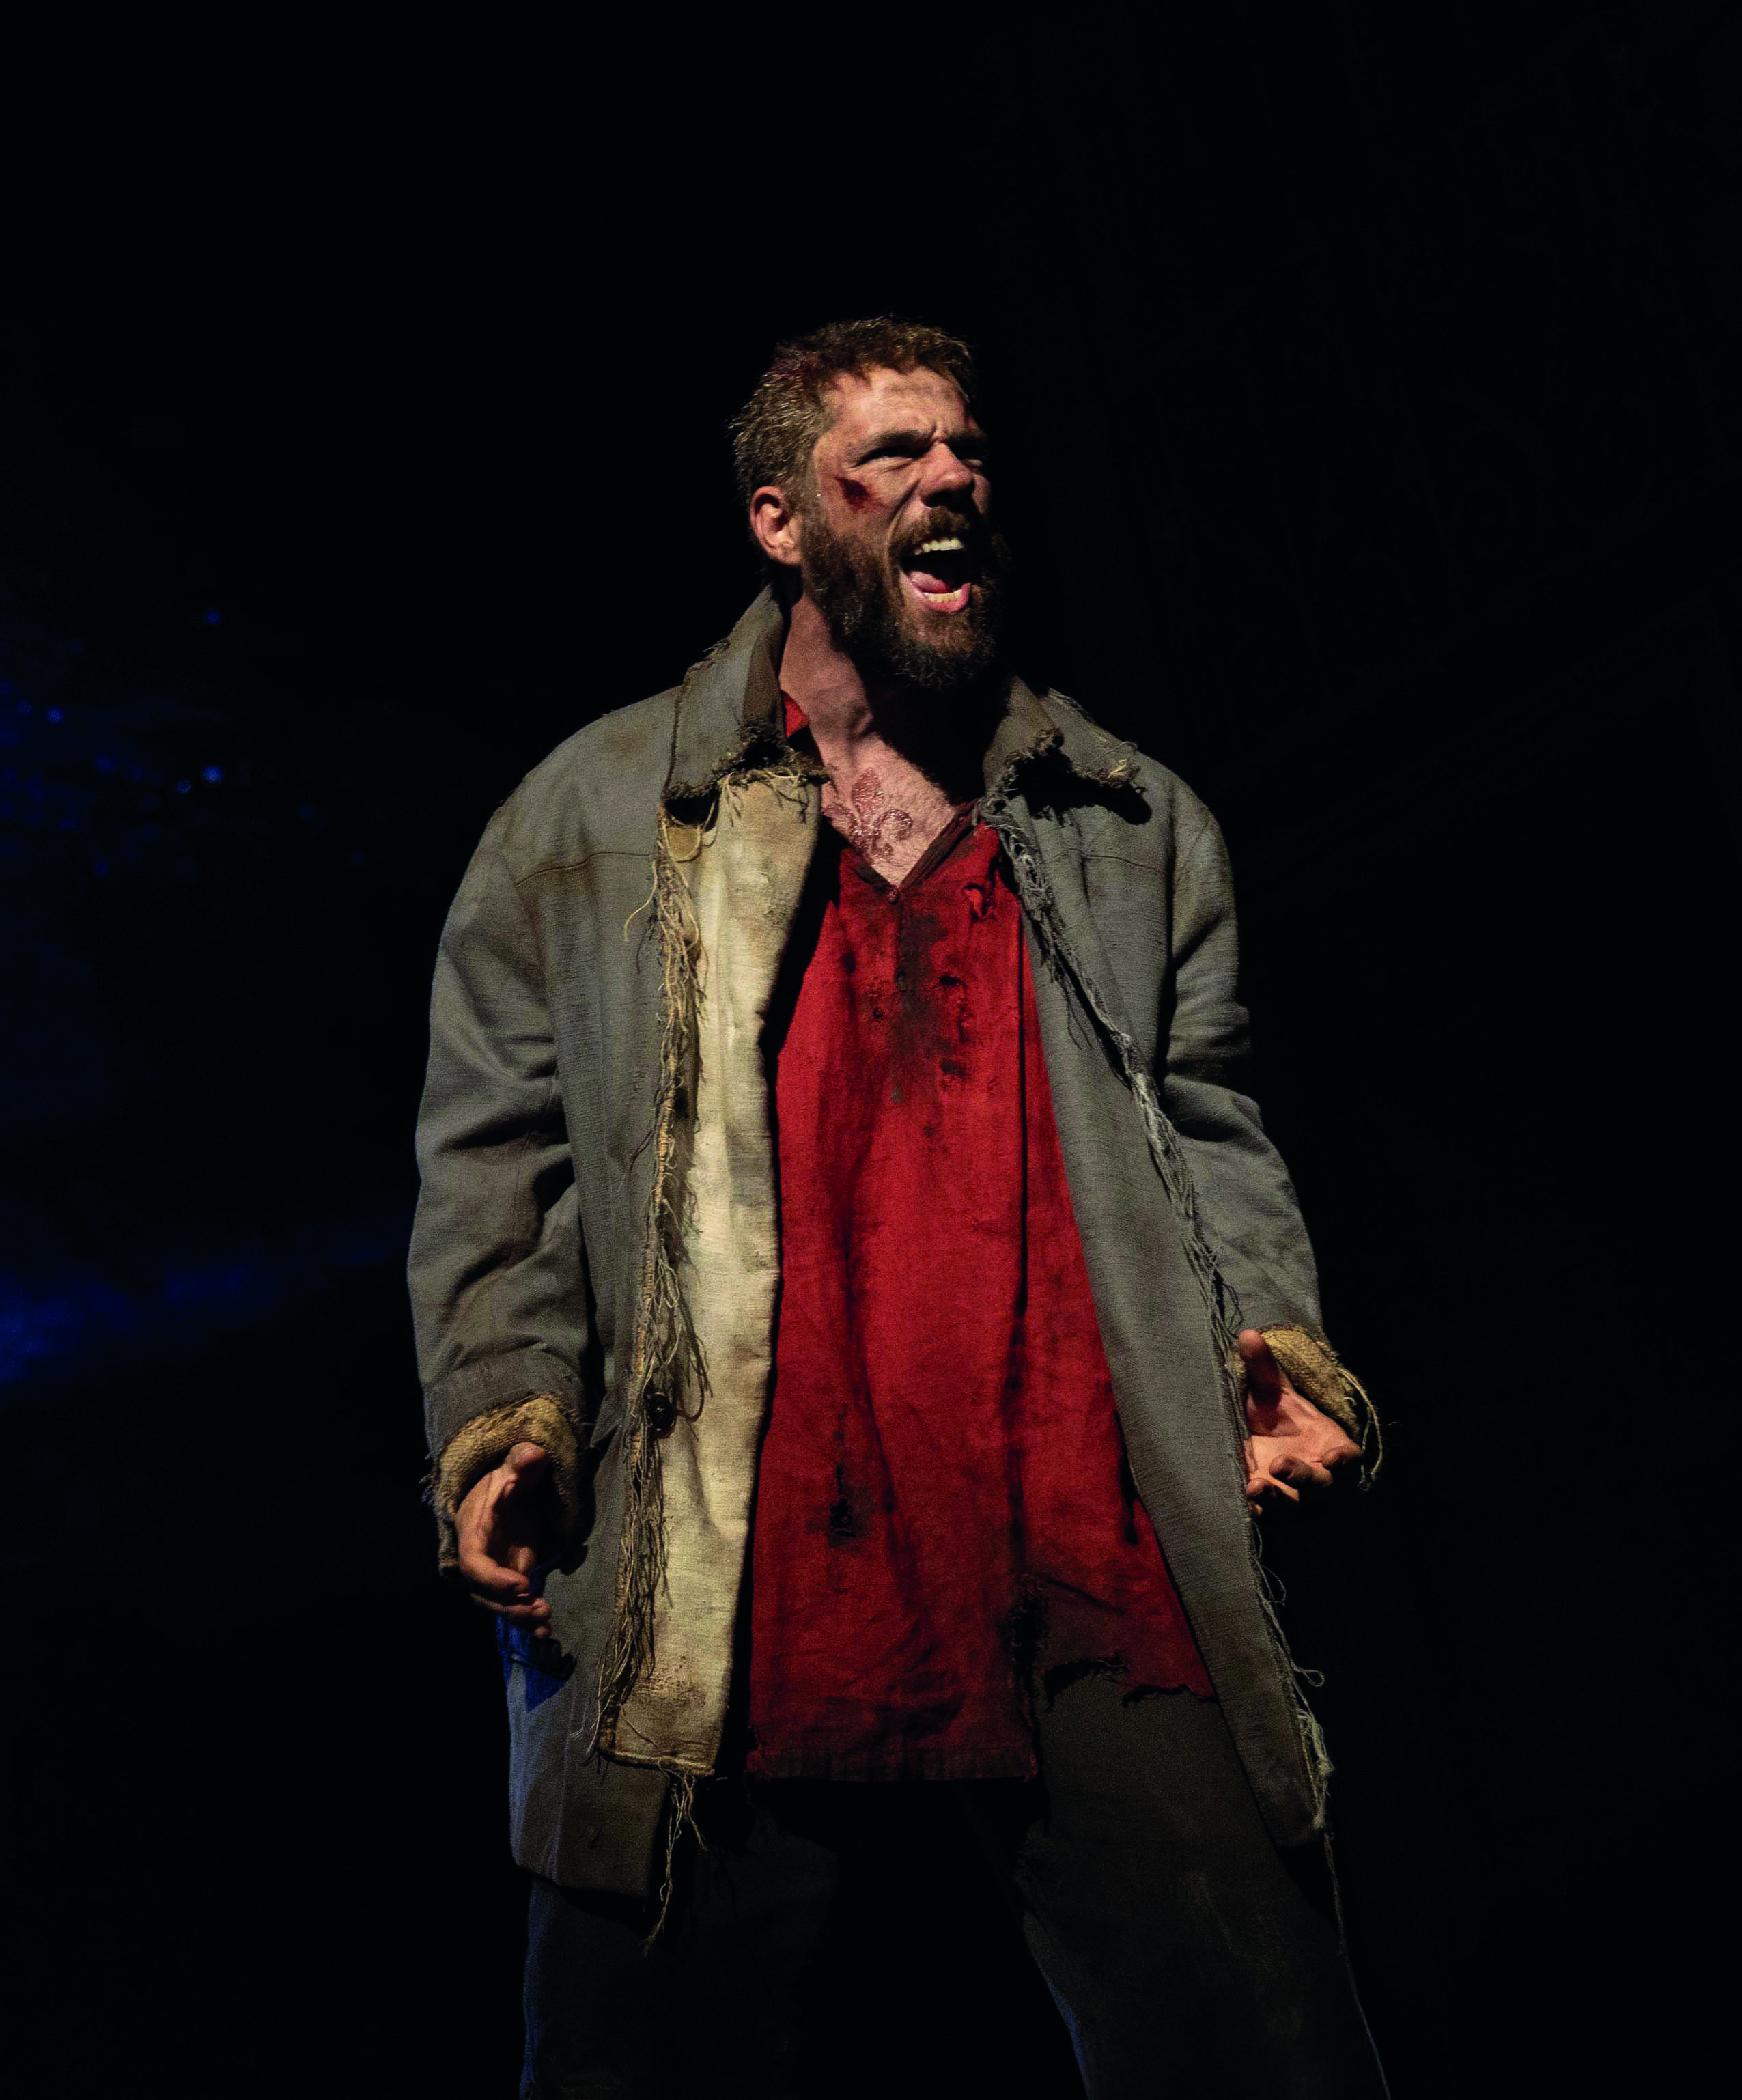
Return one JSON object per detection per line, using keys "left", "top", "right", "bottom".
{"left": 729, "top": 316, "right": 979, "bottom": 514}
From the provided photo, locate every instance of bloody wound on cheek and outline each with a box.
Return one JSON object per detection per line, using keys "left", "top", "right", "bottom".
{"left": 835, "top": 475, "right": 874, "bottom": 512}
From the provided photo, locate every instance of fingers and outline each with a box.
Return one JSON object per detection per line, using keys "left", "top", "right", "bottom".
{"left": 1246, "top": 1471, "right": 1300, "bottom": 1511}
{"left": 1244, "top": 1436, "right": 1295, "bottom": 1511}
{"left": 468, "top": 1582, "right": 554, "bottom": 1633}
{"left": 456, "top": 1511, "right": 552, "bottom": 1629}
{"left": 1273, "top": 1453, "right": 1336, "bottom": 1494}
{"left": 471, "top": 1592, "right": 556, "bottom": 1635}
{"left": 458, "top": 1547, "right": 553, "bottom": 1623}
{"left": 1237, "top": 1329, "right": 1285, "bottom": 1415}
{"left": 460, "top": 1550, "right": 540, "bottom": 1604}
{"left": 1245, "top": 1446, "right": 1357, "bottom": 1515}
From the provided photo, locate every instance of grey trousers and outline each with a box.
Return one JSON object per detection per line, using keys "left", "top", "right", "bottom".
{"left": 522, "top": 1675, "right": 1389, "bottom": 2099}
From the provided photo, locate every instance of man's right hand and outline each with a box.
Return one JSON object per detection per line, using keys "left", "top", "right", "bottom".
{"left": 455, "top": 1441, "right": 555, "bottom": 1634}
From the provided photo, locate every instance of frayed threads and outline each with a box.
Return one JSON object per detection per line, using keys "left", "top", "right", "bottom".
{"left": 669, "top": 719, "right": 826, "bottom": 809}
{"left": 598, "top": 807, "right": 710, "bottom": 1747}
{"left": 641, "top": 1773, "right": 701, "bottom": 1952}
{"left": 1338, "top": 1358, "right": 1386, "bottom": 1485}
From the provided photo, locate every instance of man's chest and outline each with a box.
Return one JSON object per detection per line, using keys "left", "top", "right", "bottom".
{"left": 782, "top": 696, "right": 968, "bottom": 888}
{"left": 817, "top": 755, "right": 964, "bottom": 886}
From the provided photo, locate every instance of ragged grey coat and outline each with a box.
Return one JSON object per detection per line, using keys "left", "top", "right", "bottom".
{"left": 409, "top": 590, "right": 1377, "bottom": 1899}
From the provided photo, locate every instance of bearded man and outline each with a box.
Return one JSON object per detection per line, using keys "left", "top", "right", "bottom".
{"left": 410, "top": 319, "right": 1389, "bottom": 2099}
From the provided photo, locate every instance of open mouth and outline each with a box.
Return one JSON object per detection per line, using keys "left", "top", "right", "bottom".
{"left": 900, "top": 533, "right": 975, "bottom": 615}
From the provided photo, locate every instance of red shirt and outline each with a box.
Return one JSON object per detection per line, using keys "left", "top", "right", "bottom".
{"left": 745, "top": 718, "right": 1211, "bottom": 1782}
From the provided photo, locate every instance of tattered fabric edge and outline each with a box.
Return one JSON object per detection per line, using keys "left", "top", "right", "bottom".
{"left": 1036, "top": 687, "right": 1141, "bottom": 787}
{"left": 596, "top": 675, "right": 821, "bottom": 1770}
{"left": 593, "top": 794, "right": 709, "bottom": 1756}
{"left": 669, "top": 716, "right": 828, "bottom": 809}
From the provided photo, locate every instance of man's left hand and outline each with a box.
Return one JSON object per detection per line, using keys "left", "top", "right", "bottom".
{"left": 1238, "top": 1328, "right": 1361, "bottom": 1513}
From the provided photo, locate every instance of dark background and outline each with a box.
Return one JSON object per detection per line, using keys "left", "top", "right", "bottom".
{"left": 3, "top": 8, "right": 1735, "bottom": 2092}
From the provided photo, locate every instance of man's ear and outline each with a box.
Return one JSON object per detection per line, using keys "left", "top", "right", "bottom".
{"left": 750, "top": 483, "right": 804, "bottom": 572}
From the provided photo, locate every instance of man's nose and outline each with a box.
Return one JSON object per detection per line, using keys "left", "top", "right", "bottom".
{"left": 918, "top": 442, "right": 977, "bottom": 501}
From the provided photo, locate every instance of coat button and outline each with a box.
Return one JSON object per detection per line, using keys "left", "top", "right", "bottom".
{"left": 644, "top": 1389, "right": 675, "bottom": 1436}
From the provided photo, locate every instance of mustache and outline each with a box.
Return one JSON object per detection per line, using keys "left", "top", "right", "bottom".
{"left": 890, "top": 508, "right": 988, "bottom": 565}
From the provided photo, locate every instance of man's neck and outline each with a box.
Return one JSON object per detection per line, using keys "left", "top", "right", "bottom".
{"left": 776, "top": 591, "right": 888, "bottom": 763}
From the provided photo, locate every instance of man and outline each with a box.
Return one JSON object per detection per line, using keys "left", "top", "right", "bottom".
{"left": 410, "top": 319, "right": 1388, "bottom": 2098}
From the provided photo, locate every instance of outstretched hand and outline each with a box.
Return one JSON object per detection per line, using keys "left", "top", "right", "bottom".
{"left": 455, "top": 1441, "right": 556, "bottom": 1635}
{"left": 1238, "top": 1330, "right": 1361, "bottom": 1515}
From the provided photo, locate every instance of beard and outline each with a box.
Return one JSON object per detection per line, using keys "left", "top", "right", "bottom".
{"left": 796, "top": 498, "right": 1013, "bottom": 695}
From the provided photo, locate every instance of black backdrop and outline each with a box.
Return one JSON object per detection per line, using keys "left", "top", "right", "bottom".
{"left": 3, "top": 10, "right": 1736, "bottom": 2094}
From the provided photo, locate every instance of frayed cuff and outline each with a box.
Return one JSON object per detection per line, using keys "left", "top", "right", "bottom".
{"left": 430, "top": 1392, "right": 582, "bottom": 1573}
{"left": 1250, "top": 1326, "right": 1385, "bottom": 1483}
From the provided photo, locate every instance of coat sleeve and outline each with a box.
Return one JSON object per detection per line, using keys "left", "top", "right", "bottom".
{"left": 1163, "top": 808, "right": 1321, "bottom": 1337}
{"left": 1161, "top": 809, "right": 1381, "bottom": 1465}
{"left": 408, "top": 817, "right": 590, "bottom": 1567}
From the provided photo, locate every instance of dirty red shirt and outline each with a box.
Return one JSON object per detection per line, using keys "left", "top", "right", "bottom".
{"left": 745, "top": 716, "right": 1211, "bottom": 1781}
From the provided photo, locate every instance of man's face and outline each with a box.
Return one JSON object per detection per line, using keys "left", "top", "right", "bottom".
{"left": 793, "top": 365, "right": 1011, "bottom": 692}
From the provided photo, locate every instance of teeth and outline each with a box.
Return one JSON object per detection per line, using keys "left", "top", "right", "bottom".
{"left": 914, "top": 535, "right": 966, "bottom": 555}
